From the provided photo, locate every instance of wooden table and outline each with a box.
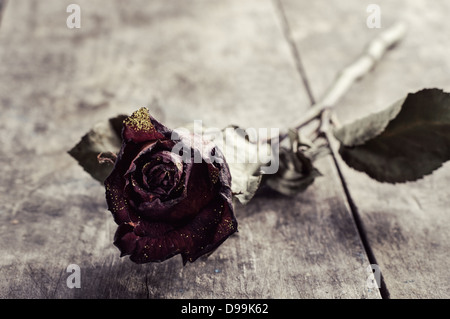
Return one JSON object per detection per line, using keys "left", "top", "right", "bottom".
{"left": 0, "top": 0, "right": 448, "bottom": 299}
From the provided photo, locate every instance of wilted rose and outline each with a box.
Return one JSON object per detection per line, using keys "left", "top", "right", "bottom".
{"left": 104, "top": 108, "right": 237, "bottom": 264}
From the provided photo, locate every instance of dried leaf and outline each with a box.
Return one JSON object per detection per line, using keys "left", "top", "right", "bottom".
{"left": 212, "top": 126, "right": 265, "bottom": 205}
{"left": 68, "top": 115, "right": 127, "bottom": 183}
{"left": 264, "top": 129, "right": 321, "bottom": 196}
{"left": 334, "top": 88, "right": 450, "bottom": 182}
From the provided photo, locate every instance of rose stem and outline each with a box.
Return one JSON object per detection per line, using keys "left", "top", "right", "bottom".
{"left": 277, "top": 21, "right": 408, "bottom": 142}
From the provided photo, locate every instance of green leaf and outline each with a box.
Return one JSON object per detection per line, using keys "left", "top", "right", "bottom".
{"left": 334, "top": 88, "right": 450, "bottom": 183}
{"left": 68, "top": 115, "right": 127, "bottom": 183}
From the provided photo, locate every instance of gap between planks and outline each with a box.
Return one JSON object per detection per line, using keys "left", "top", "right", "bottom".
{"left": 272, "top": 0, "right": 390, "bottom": 299}
{"left": 272, "top": 0, "right": 316, "bottom": 105}
{"left": 0, "top": 0, "right": 8, "bottom": 27}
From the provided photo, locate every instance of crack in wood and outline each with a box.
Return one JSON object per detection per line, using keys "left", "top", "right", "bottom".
{"left": 273, "top": 0, "right": 316, "bottom": 106}
{"left": 273, "top": 0, "right": 390, "bottom": 299}
{"left": 0, "top": 0, "right": 7, "bottom": 27}
{"left": 327, "top": 134, "right": 391, "bottom": 299}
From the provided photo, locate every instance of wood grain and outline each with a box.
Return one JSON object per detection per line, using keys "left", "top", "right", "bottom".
{"left": 281, "top": 0, "right": 450, "bottom": 298}
{"left": 0, "top": 0, "right": 381, "bottom": 299}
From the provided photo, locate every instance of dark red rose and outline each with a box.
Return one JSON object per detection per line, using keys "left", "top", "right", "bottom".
{"left": 104, "top": 108, "right": 237, "bottom": 264}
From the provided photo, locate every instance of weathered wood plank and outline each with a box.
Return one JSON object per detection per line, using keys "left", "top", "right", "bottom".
{"left": 281, "top": 0, "right": 450, "bottom": 298}
{"left": 0, "top": 0, "right": 378, "bottom": 298}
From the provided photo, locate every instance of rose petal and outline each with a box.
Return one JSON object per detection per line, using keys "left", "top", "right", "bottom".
{"left": 130, "top": 236, "right": 182, "bottom": 264}
{"left": 123, "top": 143, "right": 185, "bottom": 211}
{"left": 113, "top": 223, "right": 139, "bottom": 257}
{"left": 105, "top": 142, "right": 143, "bottom": 225}
{"left": 123, "top": 141, "right": 162, "bottom": 178}
{"left": 179, "top": 195, "right": 237, "bottom": 264}
{"left": 119, "top": 194, "right": 237, "bottom": 264}
{"left": 106, "top": 108, "right": 238, "bottom": 265}
{"left": 137, "top": 162, "right": 212, "bottom": 223}
{"left": 122, "top": 107, "right": 170, "bottom": 144}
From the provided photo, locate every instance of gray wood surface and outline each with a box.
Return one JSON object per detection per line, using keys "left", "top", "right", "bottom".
{"left": 281, "top": 0, "right": 450, "bottom": 298}
{"left": 0, "top": 0, "right": 447, "bottom": 299}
